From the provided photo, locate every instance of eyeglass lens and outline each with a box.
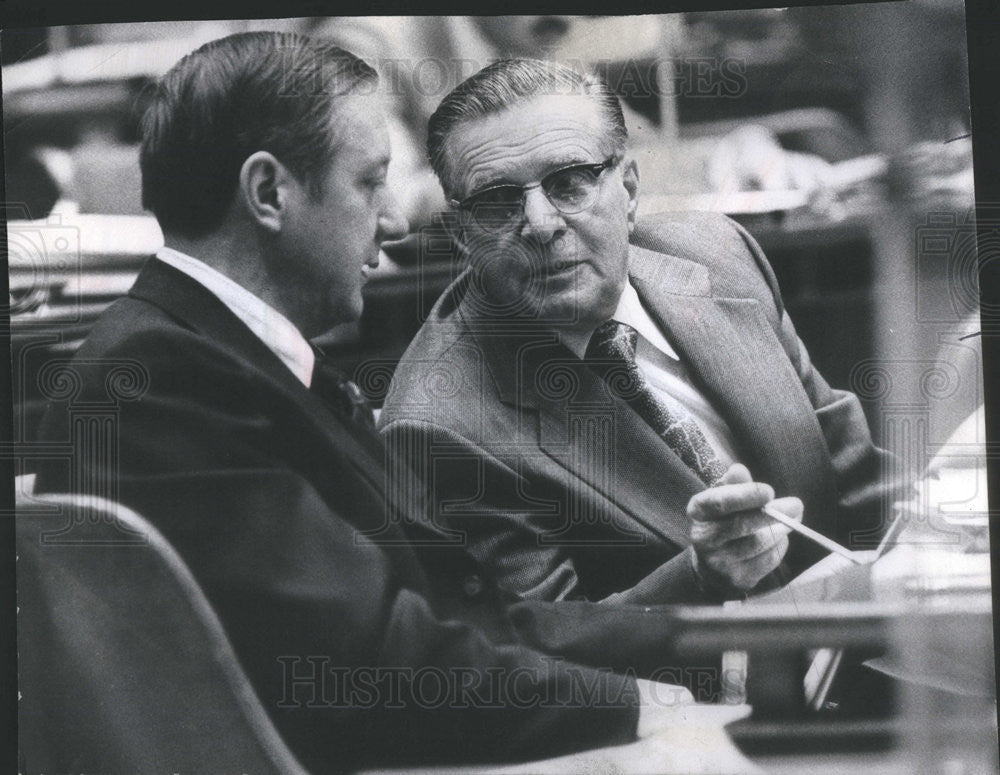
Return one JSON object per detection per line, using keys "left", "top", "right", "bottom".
{"left": 467, "top": 162, "right": 607, "bottom": 229}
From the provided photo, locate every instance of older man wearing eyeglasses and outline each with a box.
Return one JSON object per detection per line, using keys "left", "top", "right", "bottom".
{"left": 379, "top": 59, "right": 902, "bottom": 610}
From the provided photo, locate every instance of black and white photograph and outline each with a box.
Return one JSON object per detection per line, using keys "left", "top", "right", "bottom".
{"left": 3, "top": 4, "right": 997, "bottom": 773}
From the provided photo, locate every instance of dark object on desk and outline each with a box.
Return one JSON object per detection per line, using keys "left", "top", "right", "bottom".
{"left": 668, "top": 543, "right": 995, "bottom": 758}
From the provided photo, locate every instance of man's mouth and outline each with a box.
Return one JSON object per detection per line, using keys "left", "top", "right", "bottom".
{"left": 549, "top": 258, "right": 583, "bottom": 273}
{"left": 361, "top": 251, "right": 384, "bottom": 279}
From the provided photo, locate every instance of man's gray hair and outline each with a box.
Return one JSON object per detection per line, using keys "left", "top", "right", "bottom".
{"left": 427, "top": 58, "right": 628, "bottom": 196}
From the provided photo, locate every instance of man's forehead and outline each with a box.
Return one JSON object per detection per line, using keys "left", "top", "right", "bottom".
{"left": 329, "top": 92, "right": 391, "bottom": 158}
{"left": 449, "top": 95, "right": 610, "bottom": 189}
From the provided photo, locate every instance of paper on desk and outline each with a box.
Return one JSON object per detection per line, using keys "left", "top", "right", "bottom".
{"left": 747, "top": 552, "right": 877, "bottom": 607}
{"left": 388, "top": 704, "right": 761, "bottom": 775}
{"left": 862, "top": 543, "right": 995, "bottom": 697}
{"left": 766, "top": 542, "right": 991, "bottom": 607}
{"left": 864, "top": 651, "right": 995, "bottom": 698}
{"left": 788, "top": 550, "right": 877, "bottom": 588}
{"left": 736, "top": 521, "right": 993, "bottom": 706}
{"left": 869, "top": 544, "right": 992, "bottom": 598}
{"left": 923, "top": 465, "right": 990, "bottom": 520}
{"left": 761, "top": 462, "right": 993, "bottom": 606}
{"left": 772, "top": 541, "right": 993, "bottom": 698}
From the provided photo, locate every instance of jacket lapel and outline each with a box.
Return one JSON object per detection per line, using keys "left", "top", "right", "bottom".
{"left": 464, "top": 287, "right": 701, "bottom": 549}
{"left": 127, "top": 259, "right": 393, "bottom": 527}
{"left": 466, "top": 239, "right": 839, "bottom": 545}
{"left": 536, "top": 393, "right": 702, "bottom": 548}
{"left": 628, "top": 246, "right": 836, "bottom": 528}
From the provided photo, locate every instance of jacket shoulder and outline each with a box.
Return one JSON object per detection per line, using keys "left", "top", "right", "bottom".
{"left": 59, "top": 295, "right": 269, "bottom": 415}
{"left": 380, "top": 303, "right": 490, "bottom": 429}
{"left": 73, "top": 295, "right": 185, "bottom": 357}
{"left": 632, "top": 211, "right": 783, "bottom": 316}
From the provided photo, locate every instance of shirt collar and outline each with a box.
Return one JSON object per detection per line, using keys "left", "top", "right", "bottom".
{"left": 611, "top": 278, "right": 680, "bottom": 360}
{"left": 561, "top": 277, "right": 680, "bottom": 361}
{"left": 155, "top": 246, "right": 315, "bottom": 387}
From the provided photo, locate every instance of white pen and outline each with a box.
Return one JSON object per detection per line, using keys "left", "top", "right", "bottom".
{"left": 762, "top": 504, "right": 864, "bottom": 565}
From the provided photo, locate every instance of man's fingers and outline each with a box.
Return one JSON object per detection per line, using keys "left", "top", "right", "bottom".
{"left": 687, "top": 480, "right": 775, "bottom": 522}
{"left": 687, "top": 477, "right": 801, "bottom": 591}
{"left": 718, "top": 463, "right": 753, "bottom": 486}
{"left": 704, "top": 534, "right": 789, "bottom": 590}
{"left": 732, "top": 538, "right": 789, "bottom": 589}
{"left": 732, "top": 525, "right": 790, "bottom": 561}
{"left": 699, "top": 522, "right": 790, "bottom": 559}
{"left": 748, "top": 534, "right": 789, "bottom": 571}
{"left": 768, "top": 496, "right": 804, "bottom": 523}
{"left": 690, "top": 510, "right": 786, "bottom": 547}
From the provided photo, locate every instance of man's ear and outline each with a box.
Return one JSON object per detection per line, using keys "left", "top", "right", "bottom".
{"left": 622, "top": 157, "right": 640, "bottom": 234}
{"left": 238, "top": 151, "right": 292, "bottom": 234}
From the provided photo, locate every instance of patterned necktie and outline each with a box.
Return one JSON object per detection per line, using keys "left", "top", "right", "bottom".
{"left": 585, "top": 320, "right": 727, "bottom": 487}
{"left": 310, "top": 352, "right": 376, "bottom": 430}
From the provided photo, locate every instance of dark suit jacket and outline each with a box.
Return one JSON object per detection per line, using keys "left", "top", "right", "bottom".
{"left": 379, "top": 212, "right": 906, "bottom": 605}
{"left": 34, "top": 258, "right": 692, "bottom": 772}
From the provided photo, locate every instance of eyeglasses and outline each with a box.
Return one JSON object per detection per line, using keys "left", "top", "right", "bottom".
{"left": 450, "top": 156, "right": 619, "bottom": 232}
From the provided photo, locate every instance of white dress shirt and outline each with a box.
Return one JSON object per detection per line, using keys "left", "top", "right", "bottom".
{"left": 155, "top": 247, "right": 315, "bottom": 387}
{"left": 567, "top": 278, "right": 742, "bottom": 469}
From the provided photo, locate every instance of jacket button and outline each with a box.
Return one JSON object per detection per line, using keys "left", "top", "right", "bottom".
{"left": 462, "top": 573, "right": 484, "bottom": 599}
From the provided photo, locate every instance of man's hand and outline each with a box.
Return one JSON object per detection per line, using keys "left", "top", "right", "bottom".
{"left": 686, "top": 464, "right": 803, "bottom": 593}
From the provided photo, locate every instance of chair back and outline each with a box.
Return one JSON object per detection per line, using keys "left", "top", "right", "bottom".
{"left": 17, "top": 491, "right": 310, "bottom": 774}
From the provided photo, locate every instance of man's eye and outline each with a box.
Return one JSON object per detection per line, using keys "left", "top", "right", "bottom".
{"left": 475, "top": 187, "right": 521, "bottom": 206}
{"left": 549, "top": 169, "right": 593, "bottom": 192}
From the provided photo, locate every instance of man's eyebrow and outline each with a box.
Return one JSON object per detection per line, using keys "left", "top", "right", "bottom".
{"left": 546, "top": 156, "right": 595, "bottom": 169}
{"left": 473, "top": 158, "right": 595, "bottom": 191}
{"left": 472, "top": 173, "right": 518, "bottom": 191}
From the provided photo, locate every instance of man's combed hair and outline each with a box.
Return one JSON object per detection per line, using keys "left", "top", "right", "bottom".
{"left": 426, "top": 59, "right": 628, "bottom": 196}
{"left": 140, "top": 31, "right": 377, "bottom": 237}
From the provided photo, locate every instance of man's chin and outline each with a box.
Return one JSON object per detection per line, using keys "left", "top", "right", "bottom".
{"left": 532, "top": 294, "right": 590, "bottom": 329}
{"left": 311, "top": 299, "right": 363, "bottom": 340}
{"left": 539, "top": 286, "right": 620, "bottom": 332}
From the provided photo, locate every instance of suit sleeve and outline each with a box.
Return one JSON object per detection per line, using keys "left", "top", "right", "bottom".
{"left": 120, "top": 469, "right": 640, "bottom": 772}
{"left": 727, "top": 217, "right": 912, "bottom": 551}
{"left": 381, "top": 417, "right": 721, "bottom": 607}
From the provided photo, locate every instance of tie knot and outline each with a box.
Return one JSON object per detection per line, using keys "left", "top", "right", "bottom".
{"left": 585, "top": 320, "right": 639, "bottom": 363}
{"left": 311, "top": 353, "right": 375, "bottom": 428}
{"left": 583, "top": 320, "right": 726, "bottom": 486}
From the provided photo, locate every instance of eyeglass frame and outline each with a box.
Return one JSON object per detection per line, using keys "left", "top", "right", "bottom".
{"left": 448, "top": 154, "right": 622, "bottom": 232}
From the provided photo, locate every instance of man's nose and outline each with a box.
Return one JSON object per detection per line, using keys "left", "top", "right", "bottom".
{"left": 519, "top": 187, "right": 565, "bottom": 243}
{"left": 378, "top": 192, "right": 409, "bottom": 243}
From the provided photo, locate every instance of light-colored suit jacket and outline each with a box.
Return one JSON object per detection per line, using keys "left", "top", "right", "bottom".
{"left": 380, "top": 212, "right": 902, "bottom": 605}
